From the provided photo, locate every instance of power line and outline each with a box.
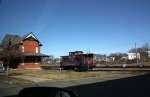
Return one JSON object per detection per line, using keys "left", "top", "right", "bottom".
{"left": 91, "top": 40, "right": 150, "bottom": 55}
{"left": 98, "top": 40, "right": 150, "bottom": 50}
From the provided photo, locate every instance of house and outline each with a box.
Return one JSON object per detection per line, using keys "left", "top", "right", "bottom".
{"left": 127, "top": 53, "right": 140, "bottom": 60}
{"left": 0, "top": 32, "right": 49, "bottom": 69}
{"left": 93, "top": 54, "right": 107, "bottom": 62}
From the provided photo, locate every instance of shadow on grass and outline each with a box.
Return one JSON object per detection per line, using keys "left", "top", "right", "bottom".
{"left": 67, "top": 73, "right": 150, "bottom": 97}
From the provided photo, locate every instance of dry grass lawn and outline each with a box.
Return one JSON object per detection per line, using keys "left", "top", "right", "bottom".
{"left": 9, "top": 69, "right": 140, "bottom": 80}
{"left": 0, "top": 69, "right": 145, "bottom": 86}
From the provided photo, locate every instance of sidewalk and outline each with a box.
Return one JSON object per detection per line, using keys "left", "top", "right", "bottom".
{"left": 0, "top": 75, "right": 52, "bottom": 97}
{"left": 11, "top": 75, "right": 52, "bottom": 82}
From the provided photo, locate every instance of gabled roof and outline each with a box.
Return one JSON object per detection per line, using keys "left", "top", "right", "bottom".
{"left": 1, "top": 34, "right": 21, "bottom": 45}
{"left": 0, "top": 32, "right": 42, "bottom": 46}
{"left": 16, "top": 32, "right": 42, "bottom": 46}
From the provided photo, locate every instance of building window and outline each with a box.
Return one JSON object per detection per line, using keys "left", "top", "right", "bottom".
{"left": 36, "top": 47, "right": 38, "bottom": 53}
{"left": 22, "top": 46, "right": 24, "bottom": 52}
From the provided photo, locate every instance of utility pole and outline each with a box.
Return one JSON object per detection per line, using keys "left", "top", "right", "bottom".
{"left": 147, "top": 42, "right": 149, "bottom": 62}
{"left": 135, "top": 43, "right": 138, "bottom": 64}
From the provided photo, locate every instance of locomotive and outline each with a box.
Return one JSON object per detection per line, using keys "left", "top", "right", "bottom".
{"left": 61, "top": 51, "right": 96, "bottom": 71}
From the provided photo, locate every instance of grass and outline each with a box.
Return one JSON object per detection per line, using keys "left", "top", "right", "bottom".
{"left": 0, "top": 69, "right": 146, "bottom": 86}
{"left": 9, "top": 69, "right": 141, "bottom": 80}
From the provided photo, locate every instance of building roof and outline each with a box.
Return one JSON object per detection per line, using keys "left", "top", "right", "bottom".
{"left": 0, "top": 32, "right": 42, "bottom": 46}
{"left": 1, "top": 34, "right": 21, "bottom": 45}
{"left": 127, "top": 53, "right": 140, "bottom": 55}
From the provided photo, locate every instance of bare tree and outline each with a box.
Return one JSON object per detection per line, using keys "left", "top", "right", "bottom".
{"left": 141, "top": 43, "right": 149, "bottom": 62}
{"left": 0, "top": 45, "right": 20, "bottom": 76}
{"left": 109, "top": 52, "right": 125, "bottom": 61}
{"left": 128, "top": 42, "right": 150, "bottom": 62}
{"left": 41, "top": 55, "right": 55, "bottom": 65}
{"left": 109, "top": 52, "right": 127, "bottom": 65}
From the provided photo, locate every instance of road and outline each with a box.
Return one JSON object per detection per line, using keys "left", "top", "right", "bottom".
{"left": 0, "top": 73, "right": 150, "bottom": 97}
{"left": 67, "top": 73, "right": 150, "bottom": 97}
{"left": 0, "top": 81, "right": 22, "bottom": 97}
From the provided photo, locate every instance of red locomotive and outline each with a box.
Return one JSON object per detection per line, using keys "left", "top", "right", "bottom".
{"left": 61, "top": 51, "right": 96, "bottom": 71}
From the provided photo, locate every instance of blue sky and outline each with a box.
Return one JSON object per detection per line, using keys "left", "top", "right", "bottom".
{"left": 0, "top": 0, "right": 150, "bottom": 58}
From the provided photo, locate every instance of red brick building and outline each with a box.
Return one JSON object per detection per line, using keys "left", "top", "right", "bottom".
{"left": 0, "top": 32, "right": 49, "bottom": 69}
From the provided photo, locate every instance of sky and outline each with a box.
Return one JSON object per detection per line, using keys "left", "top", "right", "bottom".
{"left": 0, "top": 0, "right": 150, "bottom": 58}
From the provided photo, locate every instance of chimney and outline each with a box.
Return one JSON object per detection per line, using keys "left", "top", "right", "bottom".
{"left": 9, "top": 38, "right": 12, "bottom": 48}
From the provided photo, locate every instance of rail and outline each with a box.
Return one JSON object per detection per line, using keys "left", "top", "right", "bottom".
{"left": 40, "top": 65, "right": 150, "bottom": 71}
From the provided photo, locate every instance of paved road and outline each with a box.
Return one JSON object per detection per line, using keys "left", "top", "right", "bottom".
{"left": 0, "top": 81, "right": 22, "bottom": 97}
{"left": 0, "top": 73, "right": 148, "bottom": 97}
{"left": 67, "top": 73, "right": 150, "bottom": 97}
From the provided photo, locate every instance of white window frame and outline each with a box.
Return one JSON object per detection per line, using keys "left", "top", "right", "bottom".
{"left": 36, "top": 47, "right": 38, "bottom": 53}
{"left": 22, "top": 46, "right": 24, "bottom": 52}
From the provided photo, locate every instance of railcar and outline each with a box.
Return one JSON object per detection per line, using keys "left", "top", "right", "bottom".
{"left": 61, "top": 51, "right": 96, "bottom": 71}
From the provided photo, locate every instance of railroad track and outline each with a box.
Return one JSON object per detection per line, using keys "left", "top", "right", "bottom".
{"left": 41, "top": 65, "right": 150, "bottom": 71}
{"left": 93, "top": 67, "right": 150, "bottom": 71}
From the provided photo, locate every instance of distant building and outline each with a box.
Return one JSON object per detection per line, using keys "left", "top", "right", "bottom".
{"left": 0, "top": 32, "right": 49, "bottom": 69}
{"left": 121, "top": 53, "right": 128, "bottom": 60}
{"left": 127, "top": 53, "right": 140, "bottom": 60}
{"left": 108, "top": 57, "right": 115, "bottom": 61}
{"left": 94, "top": 54, "right": 107, "bottom": 61}
{"left": 148, "top": 51, "right": 150, "bottom": 58}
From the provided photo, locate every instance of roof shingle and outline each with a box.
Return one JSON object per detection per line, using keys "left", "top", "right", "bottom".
{"left": 0, "top": 32, "right": 42, "bottom": 46}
